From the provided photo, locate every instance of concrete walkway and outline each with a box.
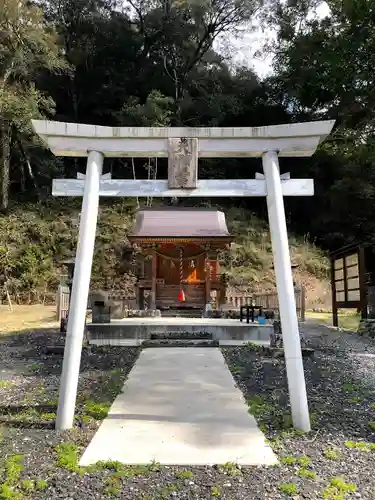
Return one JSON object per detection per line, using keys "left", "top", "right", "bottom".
{"left": 80, "top": 348, "right": 277, "bottom": 467}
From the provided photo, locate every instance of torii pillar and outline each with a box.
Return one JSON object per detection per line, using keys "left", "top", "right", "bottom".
{"left": 263, "top": 151, "right": 308, "bottom": 427}
{"left": 32, "top": 119, "right": 335, "bottom": 432}
{"left": 58, "top": 151, "right": 103, "bottom": 429}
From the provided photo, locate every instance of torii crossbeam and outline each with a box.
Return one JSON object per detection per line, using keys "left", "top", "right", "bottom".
{"left": 32, "top": 119, "right": 335, "bottom": 433}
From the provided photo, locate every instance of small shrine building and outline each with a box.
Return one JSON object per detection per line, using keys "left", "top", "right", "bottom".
{"left": 128, "top": 208, "right": 233, "bottom": 313}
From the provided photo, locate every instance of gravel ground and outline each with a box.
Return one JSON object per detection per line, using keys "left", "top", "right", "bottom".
{"left": 0, "top": 324, "right": 375, "bottom": 499}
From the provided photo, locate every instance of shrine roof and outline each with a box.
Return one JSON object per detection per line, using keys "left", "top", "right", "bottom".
{"left": 129, "top": 208, "right": 231, "bottom": 239}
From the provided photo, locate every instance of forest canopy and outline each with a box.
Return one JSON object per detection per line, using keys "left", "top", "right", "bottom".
{"left": 1, "top": 0, "right": 375, "bottom": 251}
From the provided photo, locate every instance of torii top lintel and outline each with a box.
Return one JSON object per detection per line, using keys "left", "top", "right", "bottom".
{"left": 31, "top": 120, "right": 335, "bottom": 158}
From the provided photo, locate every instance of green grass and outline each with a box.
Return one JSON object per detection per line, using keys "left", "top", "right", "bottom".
{"left": 297, "top": 455, "right": 311, "bottom": 467}
{"left": 0, "top": 455, "right": 25, "bottom": 500}
{"left": 19, "top": 480, "right": 34, "bottom": 493}
{"left": 306, "top": 311, "right": 360, "bottom": 331}
{"left": 55, "top": 443, "right": 80, "bottom": 473}
{"left": 280, "top": 456, "right": 298, "bottom": 465}
{"left": 85, "top": 460, "right": 162, "bottom": 478}
{"left": 296, "top": 468, "right": 317, "bottom": 479}
{"left": 175, "top": 470, "right": 194, "bottom": 480}
{"left": 4, "top": 456, "right": 24, "bottom": 485}
{"left": 322, "top": 477, "right": 357, "bottom": 499}
{"left": 56, "top": 450, "right": 161, "bottom": 479}
{"left": 82, "top": 401, "right": 110, "bottom": 420}
{"left": 220, "top": 462, "right": 242, "bottom": 476}
{"left": 75, "top": 414, "right": 94, "bottom": 425}
{"left": 342, "top": 383, "right": 359, "bottom": 393}
{"left": 103, "top": 475, "right": 121, "bottom": 498}
{"left": 247, "top": 395, "right": 268, "bottom": 418}
{"left": 348, "top": 396, "right": 362, "bottom": 404}
{"left": 280, "top": 455, "right": 311, "bottom": 467}
{"left": 246, "top": 395, "right": 293, "bottom": 431}
{"left": 0, "top": 483, "right": 22, "bottom": 500}
{"left": 344, "top": 440, "right": 375, "bottom": 451}
{"left": 279, "top": 483, "right": 298, "bottom": 496}
{"left": 93, "top": 461, "right": 165, "bottom": 497}
{"left": 40, "top": 412, "right": 56, "bottom": 421}
{"left": 2, "top": 407, "right": 56, "bottom": 425}
{"left": 35, "top": 480, "right": 48, "bottom": 491}
{"left": 211, "top": 485, "right": 221, "bottom": 497}
{"left": 243, "top": 342, "right": 262, "bottom": 351}
{"left": 0, "top": 381, "right": 13, "bottom": 389}
{"left": 323, "top": 449, "right": 340, "bottom": 460}
{"left": 26, "top": 362, "right": 43, "bottom": 374}
{"left": 92, "top": 460, "right": 125, "bottom": 472}
{"left": 156, "top": 483, "right": 180, "bottom": 497}
{"left": 75, "top": 367, "right": 131, "bottom": 426}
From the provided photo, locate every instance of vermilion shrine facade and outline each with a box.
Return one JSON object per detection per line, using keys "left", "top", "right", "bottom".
{"left": 129, "top": 208, "right": 232, "bottom": 312}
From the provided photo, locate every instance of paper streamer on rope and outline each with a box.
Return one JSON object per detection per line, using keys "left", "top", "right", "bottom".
{"left": 156, "top": 249, "right": 206, "bottom": 261}
{"left": 179, "top": 247, "right": 185, "bottom": 302}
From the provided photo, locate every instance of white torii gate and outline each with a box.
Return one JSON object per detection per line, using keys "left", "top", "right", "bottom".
{"left": 32, "top": 119, "right": 335, "bottom": 433}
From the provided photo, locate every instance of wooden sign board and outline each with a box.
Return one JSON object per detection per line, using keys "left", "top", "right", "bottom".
{"left": 333, "top": 252, "right": 360, "bottom": 305}
{"left": 168, "top": 138, "right": 198, "bottom": 189}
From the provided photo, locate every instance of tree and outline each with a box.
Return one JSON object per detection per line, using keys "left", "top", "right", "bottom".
{"left": 125, "top": 0, "right": 262, "bottom": 123}
{"left": 255, "top": 1, "right": 375, "bottom": 247}
{"left": 39, "top": 0, "right": 120, "bottom": 124}
{"left": 0, "top": 0, "right": 67, "bottom": 211}
{"left": 268, "top": 0, "right": 375, "bottom": 140}
{"left": 117, "top": 89, "right": 174, "bottom": 206}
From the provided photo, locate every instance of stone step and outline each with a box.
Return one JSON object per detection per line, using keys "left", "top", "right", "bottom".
{"left": 88, "top": 338, "right": 269, "bottom": 348}
{"left": 142, "top": 339, "right": 219, "bottom": 348}
{"left": 160, "top": 310, "right": 203, "bottom": 318}
{"left": 150, "top": 331, "right": 213, "bottom": 340}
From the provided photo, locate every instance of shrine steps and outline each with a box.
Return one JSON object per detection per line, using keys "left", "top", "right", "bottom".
{"left": 144, "top": 331, "right": 217, "bottom": 348}
{"left": 151, "top": 331, "right": 213, "bottom": 340}
{"left": 143, "top": 339, "right": 219, "bottom": 348}
{"left": 86, "top": 317, "right": 272, "bottom": 347}
{"left": 160, "top": 308, "right": 203, "bottom": 318}
{"left": 156, "top": 284, "right": 205, "bottom": 312}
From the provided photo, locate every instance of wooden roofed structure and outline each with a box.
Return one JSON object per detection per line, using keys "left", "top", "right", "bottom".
{"left": 330, "top": 242, "right": 375, "bottom": 325}
{"left": 129, "top": 208, "right": 233, "bottom": 314}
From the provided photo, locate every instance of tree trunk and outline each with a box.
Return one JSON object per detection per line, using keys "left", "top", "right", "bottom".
{"left": 25, "top": 155, "right": 40, "bottom": 202}
{"left": 19, "top": 161, "right": 25, "bottom": 192}
{"left": 17, "top": 135, "right": 41, "bottom": 202}
{"left": 0, "top": 119, "right": 11, "bottom": 212}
